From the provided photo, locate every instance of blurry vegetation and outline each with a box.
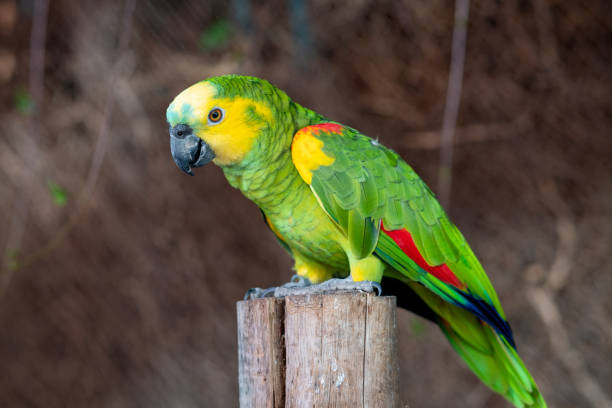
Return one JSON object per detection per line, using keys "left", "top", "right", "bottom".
{"left": 5, "top": 249, "right": 19, "bottom": 272}
{"left": 0, "top": 0, "right": 611, "bottom": 407}
{"left": 47, "top": 181, "right": 68, "bottom": 207}
{"left": 410, "top": 317, "right": 426, "bottom": 337}
{"left": 13, "top": 87, "right": 33, "bottom": 114}
{"left": 199, "top": 19, "right": 233, "bottom": 50}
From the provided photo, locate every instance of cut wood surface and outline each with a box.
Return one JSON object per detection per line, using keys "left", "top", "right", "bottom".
{"left": 237, "top": 292, "right": 400, "bottom": 408}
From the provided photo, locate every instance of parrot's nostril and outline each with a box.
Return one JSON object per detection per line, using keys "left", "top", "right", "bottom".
{"left": 172, "top": 124, "right": 192, "bottom": 139}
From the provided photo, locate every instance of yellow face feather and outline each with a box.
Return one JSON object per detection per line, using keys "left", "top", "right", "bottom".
{"left": 166, "top": 81, "right": 272, "bottom": 166}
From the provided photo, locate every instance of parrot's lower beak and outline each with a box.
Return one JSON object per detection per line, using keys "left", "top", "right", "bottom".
{"left": 170, "top": 124, "right": 215, "bottom": 175}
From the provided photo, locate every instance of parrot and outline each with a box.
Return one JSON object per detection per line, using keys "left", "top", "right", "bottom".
{"left": 166, "top": 75, "right": 546, "bottom": 407}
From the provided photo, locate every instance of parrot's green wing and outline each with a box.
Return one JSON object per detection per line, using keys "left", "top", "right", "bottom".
{"left": 291, "top": 123, "right": 545, "bottom": 408}
{"left": 291, "top": 123, "right": 505, "bottom": 328}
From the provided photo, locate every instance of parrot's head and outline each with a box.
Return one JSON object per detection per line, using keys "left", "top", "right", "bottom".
{"left": 166, "top": 75, "right": 283, "bottom": 175}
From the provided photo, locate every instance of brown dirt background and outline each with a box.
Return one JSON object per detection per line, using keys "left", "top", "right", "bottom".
{"left": 0, "top": 1, "right": 611, "bottom": 407}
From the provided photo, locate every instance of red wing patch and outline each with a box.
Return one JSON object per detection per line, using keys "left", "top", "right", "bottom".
{"left": 381, "top": 224, "right": 466, "bottom": 290}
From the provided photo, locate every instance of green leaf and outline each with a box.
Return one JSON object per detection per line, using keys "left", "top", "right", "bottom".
{"left": 14, "top": 87, "right": 34, "bottom": 114}
{"left": 48, "top": 181, "right": 68, "bottom": 206}
{"left": 199, "top": 20, "right": 232, "bottom": 50}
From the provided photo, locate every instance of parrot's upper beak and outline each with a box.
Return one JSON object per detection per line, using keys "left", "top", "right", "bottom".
{"left": 169, "top": 124, "right": 215, "bottom": 175}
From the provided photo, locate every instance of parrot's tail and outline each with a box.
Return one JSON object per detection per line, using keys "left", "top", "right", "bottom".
{"left": 440, "top": 318, "right": 547, "bottom": 408}
{"left": 380, "top": 277, "right": 546, "bottom": 407}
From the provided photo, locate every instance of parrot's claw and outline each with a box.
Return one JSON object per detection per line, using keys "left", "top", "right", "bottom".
{"left": 244, "top": 275, "right": 312, "bottom": 300}
{"left": 245, "top": 277, "right": 381, "bottom": 299}
{"left": 273, "top": 277, "right": 382, "bottom": 297}
{"left": 285, "top": 274, "right": 310, "bottom": 288}
{"left": 243, "top": 287, "right": 277, "bottom": 300}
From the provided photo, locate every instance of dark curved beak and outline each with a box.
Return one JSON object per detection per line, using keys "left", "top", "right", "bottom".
{"left": 169, "top": 124, "right": 215, "bottom": 175}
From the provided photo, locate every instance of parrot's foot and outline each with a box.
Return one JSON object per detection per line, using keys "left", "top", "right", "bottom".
{"left": 273, "top": 277, "right": 382, "bottom": 297}
{"left": 243, "top": 275, "right": 311, "bottom": 300}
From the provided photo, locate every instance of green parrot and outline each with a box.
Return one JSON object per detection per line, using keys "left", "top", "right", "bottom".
{"left": 166, "top": 75, "right": 546, "bottom": 407}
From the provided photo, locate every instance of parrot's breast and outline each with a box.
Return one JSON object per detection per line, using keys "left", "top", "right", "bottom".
{"left": 221, "top": 127, "right": 349, "bottom": 277}
{"left": 266, "top": 185, "right": 349, "bottom": 274}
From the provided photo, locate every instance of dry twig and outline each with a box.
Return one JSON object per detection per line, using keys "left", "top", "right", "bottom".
{"left": 525, "top": 181, "right": 611, "bottom": 408}
{"left": 437, "top": 0, "right": 470, "bottom": 211}
{"left": 401, "top": 117, "right": 529, "bottom": 150}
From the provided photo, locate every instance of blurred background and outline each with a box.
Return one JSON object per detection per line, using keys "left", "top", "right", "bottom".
{"left": 0, "top": 0, "right": 611, "bottom": 407}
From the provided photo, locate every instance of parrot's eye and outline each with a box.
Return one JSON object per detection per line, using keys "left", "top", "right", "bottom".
{"left": 208, "top": 108, "right": 224, "bottom": 124}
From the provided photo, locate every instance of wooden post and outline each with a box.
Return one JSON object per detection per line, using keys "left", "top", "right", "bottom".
{"left": 237, "top": 292, "right": 400, "bottom": 408}
{"left": 237, "top": 298, "right": 285, "bottom": 408}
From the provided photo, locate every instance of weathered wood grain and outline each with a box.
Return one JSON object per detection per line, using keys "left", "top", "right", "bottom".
{"left": 364, "top": 295, "right": 399, "bottom": 407}
{"left": 237, "top": 298, "right": 285, "bottom": 408}
{"left": 237, "top": 293, "right": 400, "bottom": 408}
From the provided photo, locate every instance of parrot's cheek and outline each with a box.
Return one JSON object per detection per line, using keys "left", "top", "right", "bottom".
{"left": 170, "top": 130, "right": 215, "bottom": 176}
